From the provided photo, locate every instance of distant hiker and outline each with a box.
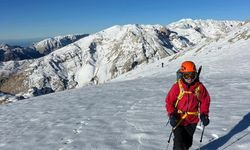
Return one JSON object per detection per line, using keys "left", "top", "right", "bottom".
{"left": 165, "top": 61, "right": 210, "bottom": 150}
{"left": 162, "top": 62, "right": 164, "bottom": 68}
{"left": 131, "top": 61, "right": 138, "bottom": 69}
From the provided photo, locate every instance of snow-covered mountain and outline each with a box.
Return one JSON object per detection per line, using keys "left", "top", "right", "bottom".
{"left": 114, "top": 20, "right": 250, "bottom": 81}
{"left": 0, "top": 43, "right": 41, "bottom": 61}
{"left": 0, "top": 19, "right": 243, "bottom": 98}
{"left": 31, "top": 34, "right": 88, "bottom": 55}
{"left": 0, "top": 34, "right": 87, "bottom": 62}
{"left": 168, "top": 19, "right": 241, "bottom": 44}
{"left": 0, "top": 20, "right": 249, "bottom": 150}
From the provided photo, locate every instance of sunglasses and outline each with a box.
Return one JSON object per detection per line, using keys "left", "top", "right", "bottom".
{"left": 183, "top": 72, "right": 197, "bottom": 79}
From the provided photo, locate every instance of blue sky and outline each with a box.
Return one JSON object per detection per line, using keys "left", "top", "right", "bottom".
{"left": 0, "top": 0, "right": 250, "bottom": 40}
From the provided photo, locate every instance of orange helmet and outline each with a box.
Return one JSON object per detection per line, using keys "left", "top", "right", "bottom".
{"left": 180, "top": 61, "right": 196, "bottom": 73}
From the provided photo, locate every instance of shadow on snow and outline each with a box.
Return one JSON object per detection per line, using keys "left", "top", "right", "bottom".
{"left": 199, "top": 112, "right": 250, "bottom": 150}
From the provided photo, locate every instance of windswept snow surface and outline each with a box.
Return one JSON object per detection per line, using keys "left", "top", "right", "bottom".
{"left": 0, "top": 23, "right": 250, "bottom": 149}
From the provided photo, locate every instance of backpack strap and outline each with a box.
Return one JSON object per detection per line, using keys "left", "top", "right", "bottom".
{"left": 175, "top": 79, "right": 201, "bottom": 108}
{"left": 195, "top": 84, "right": 201, "bottom": 102}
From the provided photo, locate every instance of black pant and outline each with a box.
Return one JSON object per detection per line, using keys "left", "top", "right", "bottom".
{"left": 173, "top": 124, "right": 197, "bottom": 150}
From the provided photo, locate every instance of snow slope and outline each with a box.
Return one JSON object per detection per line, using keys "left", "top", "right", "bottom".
{"left": 0, "top": 22, "right": 249, "bottom": 150}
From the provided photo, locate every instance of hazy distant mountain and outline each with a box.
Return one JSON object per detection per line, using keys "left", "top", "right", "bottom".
{"left": 0, "top": 34, "right": 88, "bottom": 62}
{"left": 0, "top": 37, "right": 45, "bottom": 47}
{"left": 0, "top": 44, "right": 41, "bottom": 61}
{"left": 0, "top": 19, "right": 243, "bottom": 98}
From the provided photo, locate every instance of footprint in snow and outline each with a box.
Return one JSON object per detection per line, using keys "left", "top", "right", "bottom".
{"left": 211, "top": 134, "right": 219, "bottom": 139}
{"left": 73, "top": 121, "right": 88, "bottom": 134}
{"left": 61, "top": 138, "right": 73, "bottom": 145}
{"left": 121, "top": 140, "right": 127, "bottom": 144}
{"left": 208, "top": 134, "right": 219, "bottom": 142}
{"left": 73, "top": 128, "right": 82, "bottom": 134}
{"left": 58, "top": 120, "right": 88, "bottom": 149}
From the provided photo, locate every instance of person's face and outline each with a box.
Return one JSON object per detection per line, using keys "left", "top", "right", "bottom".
{"left": 183, "top": 72, "right": 197, "bottom": 84}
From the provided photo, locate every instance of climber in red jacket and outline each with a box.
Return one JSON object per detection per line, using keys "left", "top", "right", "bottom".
{"left": 165, "top": 61, "right": 210, "bottom": 150}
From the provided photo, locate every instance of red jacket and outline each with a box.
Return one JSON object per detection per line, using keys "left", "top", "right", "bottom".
{"left": 165, "top": 79, "right": 210, "bottom": 126}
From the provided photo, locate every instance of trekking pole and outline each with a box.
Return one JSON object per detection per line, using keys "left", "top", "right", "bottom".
{"left": 167, "top": 130, "right": 173, "bottom": 143}
{"left": 166, "top": 119, "right": 170, "bottom": 127}
{"left": 167, "top": 117, "right": 184, "bottom": 143}
{"left": 166, "top": 130, "right": 172, "bottom": 150}
{"left": 166, "top": 113, "right": 187, "bottom": 150}
{"left": 200, "top": 125, "right": 205, "bottom": 143}
{"left": 165, "top": 119, "right": 172, "bottom": 150}
{"left": 166, "top": 122, "right": 181, "bottom": 150}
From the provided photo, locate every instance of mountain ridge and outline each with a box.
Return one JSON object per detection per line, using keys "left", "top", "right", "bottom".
{"left": 0, "top": 19, "right": 245, "bottom": 101}
{"left": 0, "top": 34, "right": 88, "bottom": 61}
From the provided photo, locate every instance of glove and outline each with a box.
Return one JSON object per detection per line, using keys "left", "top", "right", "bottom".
{"left": 200, "top": 113, "right": 209, "bottom": 126}
{"left": 169, "top": 114, "right": 178, "bottom": 127}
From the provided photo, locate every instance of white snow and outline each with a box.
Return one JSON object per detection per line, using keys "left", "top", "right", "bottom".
{"left": 0, "top": 21, "right": 249, "bottom": 150}
{"left": 75, "top": 63, "right": 95, "bottom": 86}
{"left": 167, "top": 19, "right": 241, "bottom": 44}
